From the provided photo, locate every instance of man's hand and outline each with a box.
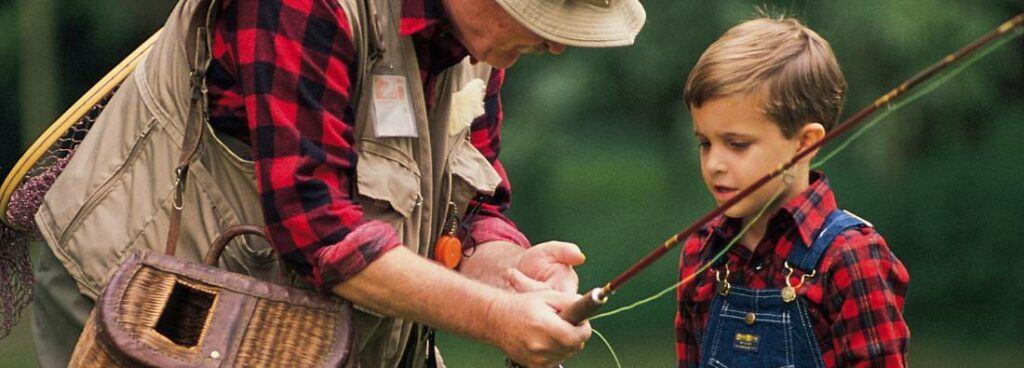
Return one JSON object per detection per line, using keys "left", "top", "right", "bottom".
{"left": 460, "top": 241, "right": 586, "bottom": 294}
{"left": 488, "top": 289, "right": 592, "bottom": 368}
{"left": 333, "top": 247, "right": 590, "bottom": 368}
{"left": 509, "top": 241, "right": 585, "bottom": 293}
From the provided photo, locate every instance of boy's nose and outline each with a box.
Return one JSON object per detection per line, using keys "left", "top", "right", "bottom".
{"left": 704, "top": 154, "right": 727, "bottom": 174}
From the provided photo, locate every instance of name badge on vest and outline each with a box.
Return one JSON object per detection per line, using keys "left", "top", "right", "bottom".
{"left": 372, "top": 74, "right": 417, "bottom": 138}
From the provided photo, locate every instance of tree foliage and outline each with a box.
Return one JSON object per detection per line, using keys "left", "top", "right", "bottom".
{"left": 1, "top": 0, "right": 1022, "bottom": 366}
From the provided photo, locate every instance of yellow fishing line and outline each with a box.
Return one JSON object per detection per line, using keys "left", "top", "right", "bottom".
{"left": 592, "top": 183, "right": 788, "bottom": 322}
{"left": 813, "top": 24, "right": 1024, "bottom": 169}
{"left": 587, "top": 183, "right": 787, "bottom": 366}
{"left": 585, "top": 22, "right": 1024, "bottom": 366}
{"left": 591, "top": 328, "right": 621, "bottom": 368}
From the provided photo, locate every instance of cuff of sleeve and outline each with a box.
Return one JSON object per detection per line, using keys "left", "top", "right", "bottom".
{"left": 314, "top": 220, "right": 402, "bottom": 290}
{"left": 467, "top": 216, "right": 530, "bottom": 249}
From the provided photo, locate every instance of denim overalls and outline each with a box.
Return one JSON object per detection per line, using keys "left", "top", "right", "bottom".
{"left": 699, "top": 210, "right": 869, "bottom": 368}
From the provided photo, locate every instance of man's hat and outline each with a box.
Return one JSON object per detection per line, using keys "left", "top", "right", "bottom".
{"left": 494, "top": 0, "right": 646, "bottom": 47}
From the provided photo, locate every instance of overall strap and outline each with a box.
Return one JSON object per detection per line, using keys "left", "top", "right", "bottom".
{"left": 166, "top": 0, "right": 220, "bottom": 257}
{"left": 786, "top": 209, "right": 872, "bottom": 273}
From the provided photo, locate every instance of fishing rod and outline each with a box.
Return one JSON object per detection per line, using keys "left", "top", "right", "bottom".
{"left": 555, "top": 12, "right": 1024, "bottom": 326}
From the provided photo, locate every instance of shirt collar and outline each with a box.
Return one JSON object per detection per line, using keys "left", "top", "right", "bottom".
{"left": 699, "top": 170, "right": 838, "bottom": 253}
{"left": 399, "top": 0, "right": 447, "bottom": 36}
{"left": 399, "top": 0, "right": 471, "bottom": 71}
{"left": 777, "top": 170, "right": 837, "bottom": 249}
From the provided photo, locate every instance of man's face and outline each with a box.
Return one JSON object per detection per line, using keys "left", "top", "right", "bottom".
{"left": 446, "top": 0, "right": 566, "bottom": 69}
{"left": 690, "top": 93, "right": 805, "bottom": 219}
{"left": 479, "top": 14, "right": 566, "bottom": 69}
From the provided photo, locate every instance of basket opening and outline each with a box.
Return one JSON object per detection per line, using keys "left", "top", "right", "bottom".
{"left": 154, "top": 281, "right": 216, "bottom": 347}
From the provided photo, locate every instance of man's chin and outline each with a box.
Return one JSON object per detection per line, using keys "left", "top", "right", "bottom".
{"left": 484, "top": 53, "right": 519, "bottom": 69}
{"left": 489, "top": 58, "right": 516, "bottom": 69}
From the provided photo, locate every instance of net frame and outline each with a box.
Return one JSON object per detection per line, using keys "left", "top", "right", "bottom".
{"left": 0, "top": 30, "right": 162, "bottom": 231}
{"left": 0, "top": 29, "right": 163, "bottom": 339}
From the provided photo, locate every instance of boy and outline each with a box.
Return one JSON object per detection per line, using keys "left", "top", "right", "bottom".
{"left": 676, "top": 17, "right": 910, "bottom": 367}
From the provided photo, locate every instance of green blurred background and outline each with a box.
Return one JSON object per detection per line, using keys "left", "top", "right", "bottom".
{"left": 1, "top": 0, "right": 1022, "bottom": 366}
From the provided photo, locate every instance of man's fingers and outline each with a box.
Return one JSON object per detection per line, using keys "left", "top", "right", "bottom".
{"left": 548, "top": 270, "right": 579, "bottom": 294}
{"left": 508, "top": 268, "right": 553, "bottom": 293}
{"left": 535, "top": 241, "right": 586, "bottom": 266}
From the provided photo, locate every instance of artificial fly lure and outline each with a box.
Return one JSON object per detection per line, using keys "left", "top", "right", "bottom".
{"left": 550, "top": 12, "right": 1024, "bottom": 367}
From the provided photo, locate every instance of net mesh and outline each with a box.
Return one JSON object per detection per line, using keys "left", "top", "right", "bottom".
{"left": 0, "top": 89, "right": 116, "bottom": 338}
{"left": 0, "top": 224, "right": 32, "bottom": 339}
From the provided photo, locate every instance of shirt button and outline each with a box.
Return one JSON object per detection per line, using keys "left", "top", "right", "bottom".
{"left": 745, "top": 312, "right": 756, "bottom": 326}
{"left": 753, "top": 262, "right": 764, "bottom": 271}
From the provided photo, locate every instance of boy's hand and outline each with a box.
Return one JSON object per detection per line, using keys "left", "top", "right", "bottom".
{"left": 511, "top": 241, "right": 586, "bottom": 293}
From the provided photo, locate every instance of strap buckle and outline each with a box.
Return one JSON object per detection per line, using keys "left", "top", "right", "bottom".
{"left": 782, "top": 261, "right": 816, "bottom": 303}
{"left": 715, "top": 264, "right": 731, "bottom": 296}
{"left": 173, "top": 166, "right": 187, "bottom": 210}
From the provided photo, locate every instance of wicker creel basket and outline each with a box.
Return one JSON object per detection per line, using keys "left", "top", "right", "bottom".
{"left": 68, "top": 226, "right": 357, "bottom": 367}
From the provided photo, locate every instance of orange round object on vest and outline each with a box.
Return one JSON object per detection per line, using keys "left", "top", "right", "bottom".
{"left": 434, "top": 234, "right": 462, "bottom": 269}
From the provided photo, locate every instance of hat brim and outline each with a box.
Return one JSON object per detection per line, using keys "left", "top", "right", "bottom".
{"left": 494, "top": 0, "right": 646, "bottom": 48}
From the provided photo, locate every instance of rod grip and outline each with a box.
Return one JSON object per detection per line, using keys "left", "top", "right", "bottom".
{"left": 558, "top": 288, "right": 608, "bottom": 325}
{"left": 506, "top": 288, "right": 608, "bottom": 367}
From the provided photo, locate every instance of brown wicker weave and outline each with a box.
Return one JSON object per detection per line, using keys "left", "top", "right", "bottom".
{"left": 67, "top": 227, "right": 356, "bottom": 368}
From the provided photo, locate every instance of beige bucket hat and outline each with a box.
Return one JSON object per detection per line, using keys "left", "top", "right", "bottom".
{"left": 494, "top": 0, "right": 647, "bottom": 47}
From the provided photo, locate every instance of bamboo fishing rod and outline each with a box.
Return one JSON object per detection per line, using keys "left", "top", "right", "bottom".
{"left": 556, "top": 12, "right": 1024, "bottom": 325}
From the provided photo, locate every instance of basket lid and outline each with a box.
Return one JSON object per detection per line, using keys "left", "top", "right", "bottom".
{"left": 95, "top": 251, "right": 355, "bottom": 367}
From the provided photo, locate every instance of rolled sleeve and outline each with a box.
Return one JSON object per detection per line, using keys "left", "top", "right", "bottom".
{"left": 219, "top": 0, "right": 400, "bottom": 290}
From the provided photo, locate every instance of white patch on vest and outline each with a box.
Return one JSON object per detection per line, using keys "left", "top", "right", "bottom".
{"left": 448, "top": 78, "right": 486, "bottom": 136}
{"left": 372, "top": 75, "right": 418, "bottom": 138}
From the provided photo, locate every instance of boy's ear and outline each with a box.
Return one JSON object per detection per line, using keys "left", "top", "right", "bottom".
{"left": 796, "top": 123, "right": 826, "bottom": 162}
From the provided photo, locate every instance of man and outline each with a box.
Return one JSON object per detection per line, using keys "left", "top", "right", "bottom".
{"left": 32, "top": 0, "right": 644, "bottom": 367}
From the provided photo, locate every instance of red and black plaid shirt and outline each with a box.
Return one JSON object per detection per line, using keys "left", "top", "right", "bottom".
{"left": 676, "top": 172, "right": 910, "bottom": 367}
{"left": 206, "top": 0, "right": 527, "bottom": 289}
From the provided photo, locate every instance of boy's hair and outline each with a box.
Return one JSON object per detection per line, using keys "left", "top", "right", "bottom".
{"left": 684, "top": 16, "right": 846, "bottom": 137}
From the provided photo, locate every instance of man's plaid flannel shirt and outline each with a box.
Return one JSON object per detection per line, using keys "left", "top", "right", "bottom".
{"left": 206, "top": 0, "right": 528, "bottom": 289}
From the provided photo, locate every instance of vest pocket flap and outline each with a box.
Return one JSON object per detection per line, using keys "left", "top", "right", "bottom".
{"left": 450, "top": 140, "right": 502, "bottom": 195}
{"left": 356, "top": 149, "right": 421, "bottom": 218}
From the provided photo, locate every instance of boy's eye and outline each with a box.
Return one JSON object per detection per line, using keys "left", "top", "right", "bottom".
{"left": 697, "top": 140, "right": 711, "bottom": 151}
{"left": 727, "top": 141, "right": 750, "bottom": 150}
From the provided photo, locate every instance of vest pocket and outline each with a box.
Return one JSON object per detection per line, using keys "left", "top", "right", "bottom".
{"left": 447, "top": 139, "right": 502, "bottom": 212}
{"left": 355, "top": 142, "right": 422, "bottom": 219}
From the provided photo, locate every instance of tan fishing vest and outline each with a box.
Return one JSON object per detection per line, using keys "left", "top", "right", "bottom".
{"left": 35, "top": 0, "right": 499, "bottom": 366}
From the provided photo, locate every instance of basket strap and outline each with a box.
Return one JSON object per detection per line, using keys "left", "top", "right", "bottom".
{"left": 203, "top": 225, "right": 269, "bottom": 266}
{"left": 165, "top": 0, "right": 220, "bottom": 257}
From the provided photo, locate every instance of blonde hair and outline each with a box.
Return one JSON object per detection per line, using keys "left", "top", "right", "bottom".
{"left": 684, "top": 17, "right": 846, "bottom": 137}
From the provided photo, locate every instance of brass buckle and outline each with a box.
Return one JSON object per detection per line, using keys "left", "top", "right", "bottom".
{"left": 781, "top": 261, "right": 815, "bottom": 303}
{"left": 715, "top": 265, "right": 731, "bottom": 296}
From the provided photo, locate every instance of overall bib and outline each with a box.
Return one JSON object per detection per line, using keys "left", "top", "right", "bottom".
{"left": 699, "top": 210, "right": 869, "bottom": 368}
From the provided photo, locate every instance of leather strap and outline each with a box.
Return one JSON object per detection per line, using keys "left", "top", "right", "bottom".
{"left": 203, "top": 225, "right": 269, "bottom": 266}
{"left": 165, "top": 0, "right": 219, "bottom": 257}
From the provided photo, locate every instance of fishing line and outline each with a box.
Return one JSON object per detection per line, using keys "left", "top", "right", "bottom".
{"left": 591, "top": 183, "right": 788, "bottom": 322}
{"left": 813, "top": 25, "right": 1023, "bottom": 169}
{"left": 587, "top": 183, "right": 787, "bottom": 365}
{"left": 584, "top": 21, "right": 1024, "bottom": 364}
